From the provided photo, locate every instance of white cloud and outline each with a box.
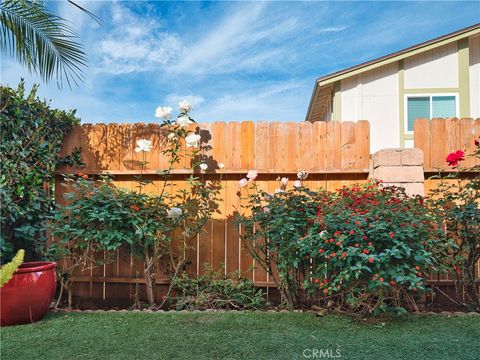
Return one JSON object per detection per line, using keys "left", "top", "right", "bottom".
{"left": 96, "top": 3, "right": 184, "bottom": 74}
{"left": 170, "top": 3, "right": 300, "bottom": 75}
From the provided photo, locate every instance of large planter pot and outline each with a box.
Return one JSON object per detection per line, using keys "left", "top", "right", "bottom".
{"left": 1, "top": 261, "right": 57, "bottom": 326}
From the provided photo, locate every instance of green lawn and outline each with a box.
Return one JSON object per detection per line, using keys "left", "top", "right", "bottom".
{"left": 2, "top": 311, "right": 479, "bottom": 360}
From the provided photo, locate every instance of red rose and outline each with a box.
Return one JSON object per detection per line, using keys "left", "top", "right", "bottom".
{"left": 363, "top": 249, "right": 369, "bottom": 254}
{"left": 314, "top": 278, "right": 320, "bottom": 284}
{"left": 446, "top": 150, "right": 465, "bottom": 167}
{"left": 354, "top": 243, "right": 359, "bottom": 248}
{"left": 389, "top": 232, "right": 395, "bottom": 238}
{"left": 349, "top": 229, "right": 355, "bottom": 235}
{"left": 336, "top": 241, "right": 342, "bottom": 247}
{"left": 379, "top": 277, "right": 384, "bottom": 282}
{"left": 368, "top": 257, "right": 374, "bottom": 263}
{"left": 130, "top": 205, "right": 140, "bottom": 212}
{"left": 341, "top": 252, "right": 347, "bottom": 258}
{"left": 318, "top": 249, "right": 324, "bottom": 254}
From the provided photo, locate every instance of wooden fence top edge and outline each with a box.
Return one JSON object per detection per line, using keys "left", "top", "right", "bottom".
{"left": 55, "top": 169, "right": 371, "bottom": 176}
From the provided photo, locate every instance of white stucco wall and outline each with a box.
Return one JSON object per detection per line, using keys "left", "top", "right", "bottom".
{"left": 340, "top": 63, "right": 399, "bottom": 153}
{"left": 404, "top": 42, "right": 458, "bottom": 89}
{"left": 469, "top": 35, "right": 480, "bottom": 118}
{"left": 328, "top": 36, "right": 478, "bottom": 153}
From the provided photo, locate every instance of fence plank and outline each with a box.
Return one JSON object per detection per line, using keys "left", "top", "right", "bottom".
{"left": 413, "top": 118, "right": 430, "bottom": 170}
{"left": 429, "top": 119, "right": 447, "bottom": 170}
{"left": 340, "top": 121, "right": 356, "bottom": 169}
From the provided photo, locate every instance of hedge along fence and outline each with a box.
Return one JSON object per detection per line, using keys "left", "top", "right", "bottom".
{"left": 55, "top": 120, "right": 370, "bottom": 300}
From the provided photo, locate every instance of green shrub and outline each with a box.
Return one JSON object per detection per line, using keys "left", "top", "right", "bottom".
{"left": 300, "top": 182, "right": 450, "bottom": 315}
{"left": 171, "top": 265, "right": 265, "bottom": 310}
{"left": 50, "top": 174, "right": 173, "bottom": 307}
{"left": 0, "top": 81, "right": 80, "bottom": 263}
{"left": 237, "top": 175, "right": 327, "bottom": 308}
{"left": 238, "top": 173, "right": 451, "bottom": 314}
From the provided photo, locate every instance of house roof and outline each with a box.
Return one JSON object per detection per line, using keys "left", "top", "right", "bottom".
{"left": 306, "top": 23, "right": 480, "bottom": 122}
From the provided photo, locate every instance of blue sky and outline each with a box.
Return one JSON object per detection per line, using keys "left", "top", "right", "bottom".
{"left": 1, "top": 1, "right": 479, "bottom": 123}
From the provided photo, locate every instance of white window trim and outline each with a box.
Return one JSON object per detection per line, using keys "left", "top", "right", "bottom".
{"left": 404, "top": 93, "right": 459, "bottom": 134}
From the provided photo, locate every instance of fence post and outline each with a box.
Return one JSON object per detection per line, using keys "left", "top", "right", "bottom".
{"left": 370, "top": 148, "right": 425, "bottom": 196}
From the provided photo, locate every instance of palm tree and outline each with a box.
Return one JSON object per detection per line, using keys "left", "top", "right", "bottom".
{"left": 0, "top": 0, "right": 99, "bottom": 87}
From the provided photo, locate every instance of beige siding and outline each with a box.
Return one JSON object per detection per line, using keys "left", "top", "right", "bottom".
{"left": 404, "top": 42, "right": 458, "bottom": 89}
{"left": 470, "top": 35, "right": 480, "bottom": 118}
{"left": 340, "top": 63, "right": 399, "bottom": 152}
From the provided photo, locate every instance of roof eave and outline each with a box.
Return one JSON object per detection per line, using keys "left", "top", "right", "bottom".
{"left": 316, "top": 23, "right": 480, "bottom": 87}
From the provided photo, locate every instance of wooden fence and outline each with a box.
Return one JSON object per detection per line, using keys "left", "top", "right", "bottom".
{"left": 56, "top": 121, "right": 370, "bottom": 300}
{"left": 414, "top": 118, "right": 480, "bottom": 172}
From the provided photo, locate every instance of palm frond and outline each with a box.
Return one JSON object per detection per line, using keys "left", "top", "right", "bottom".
{"left": 0, "top": 0, "right": 87, "bottom": 88}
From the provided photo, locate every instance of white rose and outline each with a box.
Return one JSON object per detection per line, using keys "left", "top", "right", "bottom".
{"left": 297, "top": 171, "right": 308, "bottom": 180}
{"left": 239, "top": 178, "right": 248, "bottom": 187}
{"left": 199, "top": 163, "right": 208, "bottom": 171}
{"left": 281, "top": 177, "right": 288, "bottom": 186}
{"left": 167, "top": 207, "right": 183, "bottom": 219}
{"left": 167, "top": 133, "right": 177, "bottom": 141}
{"left": 135, "top": 139, "right": 152, "bottom": 153}
{"left": 185, "top": 133, "right": 201, "bottom": 148}
{"left": 294, "top": 180, "right": 302, "bottom": 188}
{"left": 218, "top": 163, "right": 225, "bottom": 169}
{"left": 155, "top": 106, "right": 172, "bottom": 120}
{"left": 178, "top": 100, "right": 192, "bottom": 113}
{"left": 246, "top": 170, "right": 258, "bottom": 181}
{"left": 176, "top": 115, "right": 193, "bottom": 127}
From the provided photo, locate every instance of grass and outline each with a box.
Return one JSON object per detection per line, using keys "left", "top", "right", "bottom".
{"left": 2, "top": 311, "right": 480, "bottom": 360}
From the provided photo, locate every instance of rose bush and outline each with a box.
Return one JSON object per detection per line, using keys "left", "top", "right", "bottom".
{"left": 427, "top": 140, "right": 480, "bottom": 312}
{"left": 237, "top": 173, "right": 325, "bottom": 308}
{"left": 51, "top": 101, "right": 220, "bottom": 308}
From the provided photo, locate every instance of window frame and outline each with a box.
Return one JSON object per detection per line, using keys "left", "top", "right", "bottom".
{"left": 404, "top": 93, "right": 459, "bottom": 134}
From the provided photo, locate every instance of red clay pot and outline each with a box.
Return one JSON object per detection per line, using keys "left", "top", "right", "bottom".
{"left": 1, "top": 261, "right": 57, "bottom": 326}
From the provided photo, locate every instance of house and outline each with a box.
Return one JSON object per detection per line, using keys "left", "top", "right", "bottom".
{"left": 305, "top": 23, "right": 480, "bottom": 152}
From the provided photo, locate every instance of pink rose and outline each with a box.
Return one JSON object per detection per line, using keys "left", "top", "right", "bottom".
{"left": 239, "top": 178, "right": 248, "bottom": 187}
{"left": 281, "top": 177, "right": 288, "bottom": 186}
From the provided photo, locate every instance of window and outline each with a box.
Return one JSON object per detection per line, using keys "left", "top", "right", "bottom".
{"left": 405, "top": 94, "right": 458, "bottom": 132}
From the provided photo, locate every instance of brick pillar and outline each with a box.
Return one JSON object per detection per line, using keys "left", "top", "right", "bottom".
{"left": 370, "top": 149, "right": 425, "bottom": 196}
